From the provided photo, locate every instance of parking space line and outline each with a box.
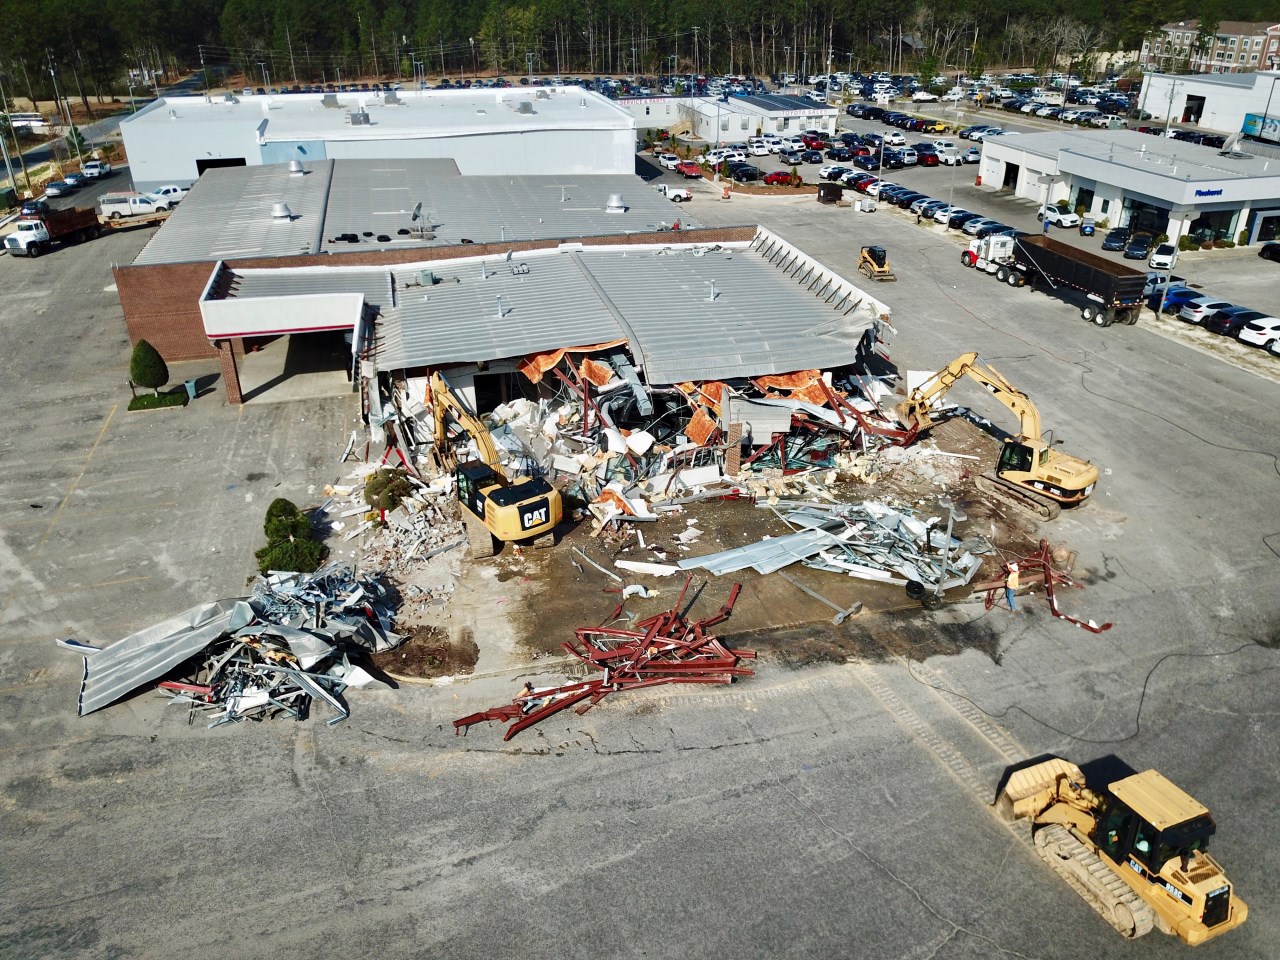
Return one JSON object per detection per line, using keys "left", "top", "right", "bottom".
{"left": 35, "top": 404, "right": 118, "bottom": 553}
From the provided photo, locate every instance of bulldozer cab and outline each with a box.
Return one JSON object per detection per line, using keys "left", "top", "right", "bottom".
{"left": 1096, "top": 770, "right": 1218, "bottom": 873}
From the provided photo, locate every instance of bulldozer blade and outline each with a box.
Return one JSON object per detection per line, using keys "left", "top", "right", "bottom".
{"left": 995, "top": 756, "right": 1085, "bottom": 821}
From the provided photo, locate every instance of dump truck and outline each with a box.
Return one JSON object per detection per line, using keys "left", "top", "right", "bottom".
{"left": 4, "top": 205, "right": 101, "bottom": 257}
{"left": 998, "top": 756, "right": 1247, "bottom": 945}
{"left": 962, "top": 233, "right": 1147, "bottom": 326}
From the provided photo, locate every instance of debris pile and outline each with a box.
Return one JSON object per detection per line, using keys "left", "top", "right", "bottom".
{"left": 375, "top": 321, "right": 926, "bottom": 533}
{"left": 58, "top": 565, "right": 398, "bottom": 725}
{"left": 455, "top": 578, "right": 753, "bottom": 740}
{"left": 679, "top": 500, "right": 987, "bottom": 593}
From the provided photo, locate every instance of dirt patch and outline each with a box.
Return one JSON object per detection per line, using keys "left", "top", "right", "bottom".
{"left": 371, "top": 625, "right": 479, "bottom": 679}
{"left": 729, "top": 182, "right": 819, "bottom": 197}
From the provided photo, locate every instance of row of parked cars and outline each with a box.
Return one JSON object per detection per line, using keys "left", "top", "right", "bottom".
{"left": 1150, "top": 281, "right": 1280, "bottom": 353}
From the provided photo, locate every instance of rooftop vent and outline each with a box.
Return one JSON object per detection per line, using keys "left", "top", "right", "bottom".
{"left": 606, "top": 193, "right": 627, "bottom": 213}
{"left": 349, "top": 109, "right": 371, "bottom": 126}
{"left": 271, "top": 202, "right": 294, "bottom": 220}
{"left": 516, "top": 101, "right": 535, "bottom": 115}
{"left": 535, "top": 90, "right": 551, "bottom": 100}
{"left": 168, "top": 109, "right": 178, "bottom": 120}
{"left": 384, "top": 91, "right": 402, "bottom": 105}
{"left": 288, "top": 159, "right": 305, "bottom": 175}
{"left": 222, "top": 92, "right": 236, "bottom": 103}
{"left": 321, "top": 94, "right": 340, "bottom": 109}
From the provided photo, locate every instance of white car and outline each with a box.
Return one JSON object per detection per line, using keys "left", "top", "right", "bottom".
{"left": 147, "top": 184, "right": 188, "bottom": 206}
{"left": 883, "top": 131, "right": 906, "bottom": 146}
{"left": 911, "top": 91, "right": 938, "bottom": 102}
{"left": 656, "top": 153, "right": 681, "bottom": 170}
{"left": 933, "top": 205, "right": 966, "bottom": 224}
{"left": 962, "top": 217, "right": 1000, "bottom": 236}
{"left": 941, "top": 90, "right": 963, "bottom": 102}
{"left": 1038, "top": 206, "right": 1081, "bottom": 228}
{"left": 762, "top": 135, "right": 784, "bottom": 152}
{"left": 746, "top": 142, "right": 770, "bottom": 156}
{"left": 970, "top": 128, "right": 1003, "bottom": 141}
{"left": 1237, "top": 315, "right": 1280, "bottom": 348}
{"left": 932, "top": 139, "right": 959, "bottom": 152}
{"left": 818, "top": 164, "right": 847, "bottom": 180}
{"left": 1148, "top": 243, "right": 1176, "bottom": 270}
{"left": 1178, "top": 297, "right": 1234, "bottom": 325}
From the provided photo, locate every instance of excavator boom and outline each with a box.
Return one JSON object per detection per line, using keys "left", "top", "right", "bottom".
{"left": 432, "top": 372, "right": 502, "bottom": 470}
{"left": 898, "top": 352, "right": 1041, "bottom": 440}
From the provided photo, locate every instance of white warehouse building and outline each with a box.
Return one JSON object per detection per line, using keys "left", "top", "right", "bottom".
{"left": 1138, "top": 70, "right": 1280, "bottom": 142}
{"left": 617, "top": 94, "right": 837, "bottom": 141}
{"left": 120, "top": 86, "right": 637, "bottom": 193}
{"left": 980, "top": 128, "right": 1280, "bottom": 246}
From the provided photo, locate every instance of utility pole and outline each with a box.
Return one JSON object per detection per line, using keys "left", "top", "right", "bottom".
{"left": 693, "top": 27, "right": 700, "bottom": 75}
{"left": 47, "top": 53, "right": 82, "bottom": 167}
{"left": 825, "top": 46, "right": 833, "bottom": 104}
{"left": 439, "top": 37, "right": 446, "bottom": 81}
{"left": 526, "top": 51, "right": 534, "bottom": 84}
{"left": 286, "top": 26, "right": 297, "bottom": 85}
{"left": 199, "top": 44, "right": 209, "bottom": 96}
{"left": 0, "top": 71, "right": 30, "bottom": 193}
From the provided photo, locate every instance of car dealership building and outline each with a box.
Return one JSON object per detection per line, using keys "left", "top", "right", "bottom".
{"left": 980, "top": 128, "right": 1280, "bottom": 244}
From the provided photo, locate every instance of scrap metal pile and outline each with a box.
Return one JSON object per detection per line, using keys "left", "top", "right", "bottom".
{"left": 58, "top": 565, "right": 398, "bottom": 726}
{"left": 455, "top": 578, "right": 752, "bottom": 740}
{"left": 377, "top": 322, "right": 922, "bottom": 530}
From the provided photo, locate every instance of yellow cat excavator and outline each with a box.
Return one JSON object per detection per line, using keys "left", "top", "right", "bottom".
{"left": 431, "top": 372, "right": 562, "bottom": 556}
{"left": 998, "top": 756, "right": 1247, "bottom": 945}
{"left": 897, "top": 352, "right": 1098, "bottom": 520}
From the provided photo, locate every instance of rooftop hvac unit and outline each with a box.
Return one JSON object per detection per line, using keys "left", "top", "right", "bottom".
{"left": 271, "top": 202, "right": 294, "bottom": 220}
{"left": 606, "top": 194, "right": 627, "bottom": 213}
{"left": 288, "top": 159, "right": 305, "bottom": 175}
{"left": 516, "top": 101, "right": 535, "bottom": 115}
{"left": 349, "top": 110, "right": 371, "bottom": 125}
{"left": 321, "top": 94, "right": 340, "bottom": 109}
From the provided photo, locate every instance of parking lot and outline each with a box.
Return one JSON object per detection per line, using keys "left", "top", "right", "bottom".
{"left": 2, "top": 168, "right": 1279, "bottom": 959}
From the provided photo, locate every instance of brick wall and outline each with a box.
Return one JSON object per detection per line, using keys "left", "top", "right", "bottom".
{"left": 114, "top": 226, "right": 760, "bottom": 364}
{"left": 114, "top": 261, "right": 218, "bottom": 361}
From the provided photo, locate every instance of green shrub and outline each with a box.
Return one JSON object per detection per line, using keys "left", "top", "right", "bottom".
{"left": 1074, "top": 204, "right": 1086, "bottom": 218}
{"left": 127, "top": 391, "right": 186, "bottom": 411}
{"left": 1238, "top": 229, "right": 1249, "bottom": 245}
{"left": 255, "top": 497, "right": 327, "bottom": 574}
{"left": 1223, "top": 239, "right": 1235, "bottom": 248}
{"left": 1156, "top": 233, "right": 1170, "bottom": 244}
{"left": 1098, "top": 217, "right": 1110, "bottom": 229}
{"left": 1055, "top": 199, "right": 1070, "bottom": 210}
{"left": 1178, "top": 235, "right": 1196, "bottom": 252}
{"left": 255, "top": 537, "right": 327, "bottom": 575}
{"left": 129, "top": 339, "right": 168, "bottom": 395}
{"left": 364, "top": 467, "right": 415, "bottom": 512}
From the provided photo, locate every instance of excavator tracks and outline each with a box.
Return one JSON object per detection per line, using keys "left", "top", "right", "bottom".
{"left": 974, "top": 472, "right": 1061, "bottom": 522}
{"left": 1033, "top": 823, "right": 1156, "bottom": 940}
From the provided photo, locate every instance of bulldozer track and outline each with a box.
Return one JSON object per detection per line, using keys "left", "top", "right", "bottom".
{"left": 1034, "top": 824, "right": 1156, "bottom": 939}
{"left": 974, "top": 473, "right": 1060, "bottom": 521}
{"left": 907, "top": 660, "right": 1026, "bottom": 766}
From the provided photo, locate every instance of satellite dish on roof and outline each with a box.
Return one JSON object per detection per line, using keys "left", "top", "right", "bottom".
{"left": 411, "top": 201, "right": 422, "bottom": 222}
{"left": 1218, "top": 132, "right": 1249, "bottom": 156}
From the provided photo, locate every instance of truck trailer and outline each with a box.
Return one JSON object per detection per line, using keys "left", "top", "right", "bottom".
{"left": 962, "top": 234, "right": 1147, "bottom": 327}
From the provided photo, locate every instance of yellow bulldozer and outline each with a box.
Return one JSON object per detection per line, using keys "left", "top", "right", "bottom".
{"left": 897, "top": 352, "right": 1098, "bottom": 520}
{"left": 431, "top": 372, "right": 563, "bottom": 556}
{"left": 998, "top": 756, "right": 1247, "bottom": 945}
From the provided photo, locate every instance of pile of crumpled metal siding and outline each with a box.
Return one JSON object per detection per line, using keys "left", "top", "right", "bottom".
{"left": 57, "top": 564, "right": 397, "bottom": 726}
{"left": 679, "top": 500, "right": 987, "bottom": 591}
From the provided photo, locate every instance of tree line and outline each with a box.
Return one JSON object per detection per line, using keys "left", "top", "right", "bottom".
{"left": 1, "top": 0, "right": 1275, "bottom": 114}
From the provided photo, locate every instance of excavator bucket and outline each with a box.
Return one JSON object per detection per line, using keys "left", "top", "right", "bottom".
{"left": 995, "top": 756, "right": 1085, "bottom": 821}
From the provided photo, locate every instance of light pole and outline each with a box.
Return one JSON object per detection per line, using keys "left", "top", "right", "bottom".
{"left": 48, "top": 58, "right": 82, "bottom": 167}
{"left": 825, "top": 47, "right": 833, "bottom": 104}
{"left": 526, "top": 52, "right": 534, "bottom": 85}
{"left": 127, "top": 80, "right": 136, "bottom": 113}
{"left": 784, "top": 47, "right": 791, "bottom": 87}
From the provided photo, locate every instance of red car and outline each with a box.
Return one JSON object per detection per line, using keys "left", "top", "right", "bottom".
{"left": 763, "top": 170, "right": 797, "bottom": 185}
{"left": 802, "top": 134, "right": 828, "bottom": 149}
{"left": 674, "top": 161, "right": 703, "bottom": 178}
{"left": 918, "top": 152, "right": 940, "bottom": 167}
{"left": 850, "top": 144, "right": 872, "bottom": 157}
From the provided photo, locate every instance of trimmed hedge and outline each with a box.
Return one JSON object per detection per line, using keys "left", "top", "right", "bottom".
{"left": 128, "top": 392, "right": 187, "bottom": 411}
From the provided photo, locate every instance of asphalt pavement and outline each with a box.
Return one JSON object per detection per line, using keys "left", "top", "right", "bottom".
{"left": 0, "top": 165, "right": 1277, "bottom": 959}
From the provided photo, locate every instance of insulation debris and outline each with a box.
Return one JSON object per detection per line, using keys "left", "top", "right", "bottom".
{"left": 455, "top": 579, "right": 753, "bottom": 740}
{"left": 60, "top": 564, "right": 398, "bottom": 724}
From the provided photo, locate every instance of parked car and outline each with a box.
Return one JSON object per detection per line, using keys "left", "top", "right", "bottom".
{"left": 656, "top": 153, "right": 681, "bottom": 170}
{"left": 778, "top": 149, "right": 804, "bottom": 165}
{"left": 915, "top": 151, "right": 940, "bottom": 167}
{"left": 63, "top": 172, "right": 88, "bottom": 189}
{"left": 1148, "top": 243, "right": 1176, "bottom": 270}
{"left": 1145, "top": 285, "right": 1199, "bottom": 313}
{"left": 1123, "top": 234, "right": 1154, "bottom": 259}
{"left": 1038, "top": 206, "right": 1081, "bottom": 228}
{"left": 958, "top": 125, "right": 991, "bottom": 139}
{"left": 853, "top": 155, "right": 881, "bottom": 171}
{"left": 907, "top": 196, "right": 936, "bottom": 215}
{"left": 43, "top": 180, "right": 73, "bottom": 197}
{"left": 1178, "top": 297, "right": 1235, "bottom": 325}
{"left": 746, "top": 141, "right": 771, "bottom": 156}
{"left": 825, "top": 146, "right": 854, "bottom": 161}
{"left": 1258, "top": 242, "right": 1280, "bottom": 262}
{"left": 883, "top": 131, "right": 906, "bottom": 146}
{"left": 962, "top": 146, "right": 981, "bottom": 163}
{"left": 1205, "top": 307, "right": 1266, "bottom": 337}
{"left": 948, "top": 210, "right": 982, "bottom": 229}
{"left": 962, "top": 217, "right": 999, "bottom": 236}
{"left": 1079, "top": 217, "right": 1096, "bottom": 237}
{"left": 911, "top": 90, "right": 938, "bottom": 101}
{"left": 674, "top": 161, "right": 703, "bottom": 178}
{"left": 819, "top": 165, "right": 850, "bottom": 181}
{"left": 20, "top": 198, "right": 50, "bottom": 217}
{"left": 762, "top": 170, "right": 796, "bottom": 185}
{"left": 1101, "top": 228, "right": 1129, "bottom": 251}
{"left": 1236, "top": 313, "right": 1280, "bottom": 348}
{"left": 880, "top": 151, "right": 904, "bottom": 169}
{"left": 729, "top": 164, "right": 761, "bottom": 182}
{"left": 921, "top": 200, "right": 950, "bottom": 219}
{"left": 81, "top": 159, "right": 112, "bottom": 178}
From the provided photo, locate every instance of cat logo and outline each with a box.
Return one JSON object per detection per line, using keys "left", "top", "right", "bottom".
{"left": 520, "top": 501, "right": 549, "bottom": 530}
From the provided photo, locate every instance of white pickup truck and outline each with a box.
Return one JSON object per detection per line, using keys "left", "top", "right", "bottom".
{"left": 656, "top": 183, "right": 693, "bottom": 203}
{"left": 82, "top": 159, "right": 112, "bottom": 178}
